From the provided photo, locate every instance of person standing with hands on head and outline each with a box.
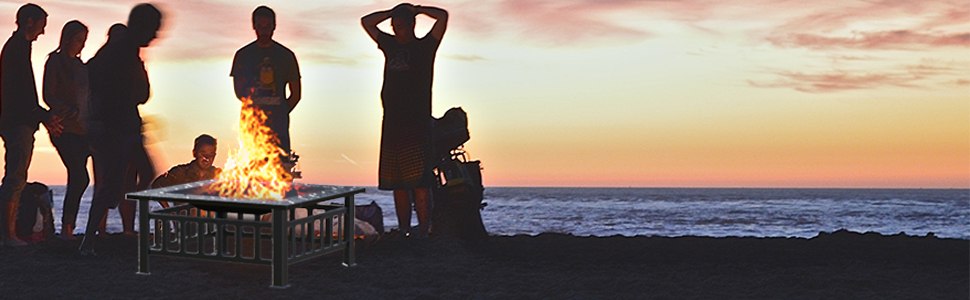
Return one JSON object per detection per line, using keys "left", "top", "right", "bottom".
{"left": 361, "top": 3, "right": 447, "bottom": 238}
{"left": 42, "top": 20, "right": 90, "bottom": 241}
{"left": 80, "top": 3, "right": 161, "bottom": 256}
{"left": 0, "top": 3, "right": 62, "bottom": 247}
{"left": 230, "top": 6, "right": 301, "bottom": 155}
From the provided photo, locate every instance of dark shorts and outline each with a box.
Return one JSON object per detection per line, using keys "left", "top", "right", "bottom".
{"left": 378, "top": 117, "right": 433, "bottom": 190}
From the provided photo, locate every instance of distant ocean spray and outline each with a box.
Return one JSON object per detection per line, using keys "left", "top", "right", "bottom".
{"left": 50, "top": 186, "right": 970, "bottom": 240}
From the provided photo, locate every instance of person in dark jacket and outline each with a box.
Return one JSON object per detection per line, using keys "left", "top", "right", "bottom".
{"left": 79, "top": 3, "right": 161, "bottom": 255}
{"left": 0, "top": 3, "right": 62, "bottom": 247}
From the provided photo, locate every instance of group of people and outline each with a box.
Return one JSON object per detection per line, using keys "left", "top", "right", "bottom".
{"left": 0, "top": 3, "right": 169, "bottom": 255}
{"left": 0, "top": 1, "right": 448, "bottom": 254}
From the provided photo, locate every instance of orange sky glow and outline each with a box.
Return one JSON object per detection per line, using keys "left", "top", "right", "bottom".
{"left": 0, "top": 0, "right": 967, "bottom": 188}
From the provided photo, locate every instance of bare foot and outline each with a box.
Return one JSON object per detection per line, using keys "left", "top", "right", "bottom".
{"left": 60, "top": 225, "right": 77, "bottom": 240}
{"left": 3, "top": 237, "right": 28, "bottom": 247}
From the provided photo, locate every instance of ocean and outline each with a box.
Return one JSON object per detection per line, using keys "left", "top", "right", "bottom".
{"left": 48, "top": 186, "right": 970, "bottom": 240}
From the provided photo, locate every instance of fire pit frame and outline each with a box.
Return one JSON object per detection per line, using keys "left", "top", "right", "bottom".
{"left": 126, "top": 180, "right": 365, "bottom": 288}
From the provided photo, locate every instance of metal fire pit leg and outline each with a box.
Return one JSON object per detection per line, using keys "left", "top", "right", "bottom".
{"left": 343, "top": 195, "right": 356, "bottom": 267}
{"left": 137, "top": 199, "right": 150, "bottom": 275}
{"left": 271, "top": 207, "right": 289, "bottom": 288}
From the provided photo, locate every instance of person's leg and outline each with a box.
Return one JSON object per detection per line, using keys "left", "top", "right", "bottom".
{"left": 80, "top": 133, "right": 131, "bottom": 254}
{"left": 0, "top": 127, "right": 34, "bottom": 246}
{"left": 51, "top": 133, "right": 91, "bottom": 239}
{"left": 130, "top": 139, "right": 155, "bottom": 191}
{"left": 118, "top": 164, "right": 137, "bottom": 235}
{"left": 97, "top": 213, "right": 107, "bottom": 236}
{"left": 90, "top": 149, "right": 105, "bottom": 236}
{"left": 393, "top": 189, "right": 412, "bottom": 235}
{"left": 413, "top": 187, "right": 431, "bottom": 237}
{"left": 122, "top": 137, "right": 154, "bottom": 235}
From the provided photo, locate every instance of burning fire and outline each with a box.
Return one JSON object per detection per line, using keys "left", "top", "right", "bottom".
{"left": 209, "top": 97, "right": 293, "bottom": 200}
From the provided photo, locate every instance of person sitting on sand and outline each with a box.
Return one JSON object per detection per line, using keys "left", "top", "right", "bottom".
{"left": 151, "top": 134, "right": 221, "bottom": 208}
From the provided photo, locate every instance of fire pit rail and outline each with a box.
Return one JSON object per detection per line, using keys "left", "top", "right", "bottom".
{"left": 126, "top": 180, "right": 365, "bottom": 288}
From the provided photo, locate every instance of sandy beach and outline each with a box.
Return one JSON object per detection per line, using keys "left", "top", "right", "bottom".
{"left": 0, "top": 230, "right": 966, "bottom": 299}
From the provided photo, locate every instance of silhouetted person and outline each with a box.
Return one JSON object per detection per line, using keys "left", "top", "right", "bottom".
{"left": 80, "top": 4, "right": 161, "bottom": 255}
{"left": 151, "top": 134, "right": 221, "bottom": 207}
{"left": 230, "top": 6, "right": 301, "bottom": 154}
{"left": 0, "top": 3, "right": 62, "bottom": 247}
{"left": 42, "top": 20, "right": 90, "bottom": 240}
{"left": 107, "top": 23, "right": 141, "bottom": 237}
{"left": 81, "top": 23, "right": 127, "bottom": 237}
{"left": 362, "top": 3, "right": 448, "bottom": 237}
{"left": 86, "top": 23, "right": 136, "bottom": 237}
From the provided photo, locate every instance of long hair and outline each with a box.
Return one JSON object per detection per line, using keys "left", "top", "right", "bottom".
{"left": 50, "top": 20, "right": 88, "bottom": 57}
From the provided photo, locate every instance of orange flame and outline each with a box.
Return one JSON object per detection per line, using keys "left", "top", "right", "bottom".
{"left": 209, "top": 97, "right": 292, "bottom": 200}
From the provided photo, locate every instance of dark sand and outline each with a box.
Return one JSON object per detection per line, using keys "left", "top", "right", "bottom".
{"left": 0, "top": 230, "right": 966, "bottom": 299}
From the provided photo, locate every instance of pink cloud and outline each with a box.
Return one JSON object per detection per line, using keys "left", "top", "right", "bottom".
{"left": 749, "top": 60, "right": 968, "bottom": 93}
{"left": 742, "top": 0, "right": 970, "bottom": 92}
{"left": 442, "top": 54, "right": 487, "bottom": 62}
{"left": 749, "top": 70, "right": 922, "bottom": 93}
{"left": 427, "top": 0, "right": 672, "bottom": 47}
{"left": 454, "top": 0, "right": 968, "bottom": 49}
{"left": 152, "top": 1, "right": 287, "bottom": 62}
{"left": 918, "top": 6, "right": 970, "bottom": 30}
{"left": 9, "top": 0, "right": 966, "bottom": 64}
{"left": 490, "top": 0, "right": 653, "bottom": 47}
{"left": 765, "top": 0, "right": 969, "bottom": 50}
{"left": 768, "top": 30, "right": 969, "bottom": 50}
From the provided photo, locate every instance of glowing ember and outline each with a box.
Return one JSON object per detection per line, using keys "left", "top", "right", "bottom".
{"left": 208, "top": 97, "right": 292, "bottom": 200}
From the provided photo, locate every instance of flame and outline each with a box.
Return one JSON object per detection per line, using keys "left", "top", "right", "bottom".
{"left": 209, "top": 97, "right": 292, "bottom": 200}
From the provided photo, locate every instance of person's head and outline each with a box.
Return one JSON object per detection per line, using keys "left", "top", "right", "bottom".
{"left": 126, "top": 3, "right": 162, "bottom": 47}
{"left": 252, "top": 6, "right": 275, "bottom": 44}
{"left": 16, "top": 3, "right": 47, "bottom": 41}
{"left": 56, "top": 20, "right": 88, "bottom": 58}
{"left": 390, "top": 3, "right": 416, "bottom": 39}
{"left": 107, "top": 23, "right": 126, "bottom": 42}
{"left": 193, "top": 134, "right": 217, "bottom": 169}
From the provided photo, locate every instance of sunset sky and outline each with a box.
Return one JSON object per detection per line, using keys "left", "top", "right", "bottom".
{"left": 1, "top": 0, "right": 967, "bottom": 188}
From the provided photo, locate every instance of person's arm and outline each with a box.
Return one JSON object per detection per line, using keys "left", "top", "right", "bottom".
{"left": 230, "top": 51, "right": 248, "bottom": 101}
{"left": 42, "top": 114, "right": 63, "bottom": 137}
{"left": 416, "top": 5, "right": 448, "bottom": 40}
{"left": 361, "top": 9, "right": 392, "bottom": 43}
{"left": 40, "top": 57, "right": 64, "bottom": 137}
{"left": 149, "top": 171, "right": 173, "bottom": 208}
{"left": 150, "top": 172, "right": 169, "bottom": 189}
{"left": 233, "top": 77, "right": 248, "bottom": 101}
{"left": 131, "top": 58, "right": 150, "bottom": 105}
{"left": 287, "top": 78, "right": 301, "bottom": 113}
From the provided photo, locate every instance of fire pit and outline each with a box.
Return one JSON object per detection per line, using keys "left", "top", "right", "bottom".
{"left": 126, "top": 179, "right": 365, "bottom": 288}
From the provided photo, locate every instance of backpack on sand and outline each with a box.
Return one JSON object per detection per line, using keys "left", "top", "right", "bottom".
{"left": 433, "top": 149, "right": 487, "bottom": 242}
{"left": 16, "top": 182, "right": 55, "bottom": 242}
